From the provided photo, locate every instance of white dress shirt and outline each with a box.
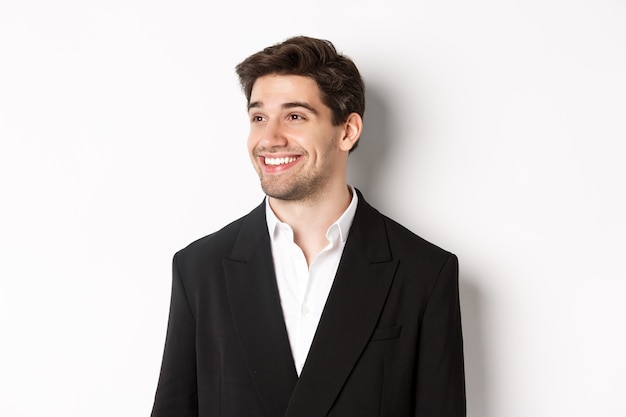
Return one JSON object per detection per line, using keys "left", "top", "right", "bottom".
{"left": 265, "top": 187, "right": 358, "bottom": 376}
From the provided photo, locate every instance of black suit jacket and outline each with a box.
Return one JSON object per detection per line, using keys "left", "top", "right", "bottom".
{"left": 151, "top": 191, "right": 465, "bottom": 416}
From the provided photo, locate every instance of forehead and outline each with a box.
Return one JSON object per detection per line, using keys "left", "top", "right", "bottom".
{"left": 249, "top": 74, "right": 323, "bottom": 106}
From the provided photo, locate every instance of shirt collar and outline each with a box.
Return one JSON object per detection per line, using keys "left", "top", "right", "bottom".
{"left": 265, "top": 185, "right": 359, "bottom": 244}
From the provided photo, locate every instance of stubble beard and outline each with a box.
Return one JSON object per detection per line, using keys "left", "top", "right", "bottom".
{"left": 254, "top": 136, "right": 340, "bottom": 203}
{"left": 259, "top": 162, "right": 332, "bottom": 203}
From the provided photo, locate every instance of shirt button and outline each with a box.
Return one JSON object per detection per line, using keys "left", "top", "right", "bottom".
{"left": 301, "top": 305, "right": 310, "bottom": 316}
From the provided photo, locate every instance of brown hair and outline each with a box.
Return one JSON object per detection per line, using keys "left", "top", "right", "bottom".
{"left": 235, "top": 36, "right": 365, "bottom": 129}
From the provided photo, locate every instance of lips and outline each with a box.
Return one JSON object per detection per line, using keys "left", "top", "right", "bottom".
{"left": 260, "top": 155, "right": 301, "bottom": 172}
{"left": 264, "top": 156, "right": 297, "bottom": 166}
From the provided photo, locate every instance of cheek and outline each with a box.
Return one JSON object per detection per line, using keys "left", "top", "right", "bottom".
{"left": 247, "top": 132, "right": 257, "bottom": 152}
{"left": 247, "top": 124, "right": 265, "bottom": 146}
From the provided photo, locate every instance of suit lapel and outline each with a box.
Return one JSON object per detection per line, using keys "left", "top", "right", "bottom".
{"left": 223, "top": 202, "right": 298, "bottom": 417}
{"left": 285, "top": 193, "right": 399, "bottom": 417}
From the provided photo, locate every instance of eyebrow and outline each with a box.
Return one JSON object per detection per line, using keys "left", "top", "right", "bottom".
{"left": 248, "top": 101, "right": 319, "bottom": 115}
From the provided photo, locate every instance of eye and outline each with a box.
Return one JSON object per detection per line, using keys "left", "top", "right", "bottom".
{"left": 288, "top": 113, "right": 305, "bottom": 121}
{"left": 251, "top": 115, "right": 265, "bottom": 123}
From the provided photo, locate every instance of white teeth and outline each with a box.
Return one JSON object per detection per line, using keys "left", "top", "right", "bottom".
{"left": 265, "top": 156, "right": 297, "bottom": 166}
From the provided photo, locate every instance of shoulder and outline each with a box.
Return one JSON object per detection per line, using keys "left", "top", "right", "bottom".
{"left": 175, "top": 201, "right": 265, "bottom": 264}
{"left": 359, "top": 199, "right": 459, "bottom": 298}
{"left": 383, "top": 214, "right": 451, "bottom": 259}
{"left": 354, "top": 191, "right": 454, "bottom": 268}
{"left": 381, "top": 212, "right": 456, "bottom": 274}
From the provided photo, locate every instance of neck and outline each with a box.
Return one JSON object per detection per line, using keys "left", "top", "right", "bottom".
{"left": 268, "top": 182, "right": 352, "bottom": 265}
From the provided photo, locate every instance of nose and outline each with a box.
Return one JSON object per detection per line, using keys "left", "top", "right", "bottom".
{"left": 260, "top": 119, "right": 288, "bottom": 149}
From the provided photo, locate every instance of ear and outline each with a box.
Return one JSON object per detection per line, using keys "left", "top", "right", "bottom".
{"left": 338, "top": 112, "right": 362, "bottom": 152}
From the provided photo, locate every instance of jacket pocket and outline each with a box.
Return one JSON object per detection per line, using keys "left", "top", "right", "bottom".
{"left": 369, "top": 325, "right": 402, "bottom": 341}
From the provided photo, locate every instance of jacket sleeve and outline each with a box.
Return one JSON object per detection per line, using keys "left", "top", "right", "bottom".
{"left": 151, "top": 253, "right": 199, "bottom": 417}
{"left": 415, "top": 254, "right": 466, "bottom": 416}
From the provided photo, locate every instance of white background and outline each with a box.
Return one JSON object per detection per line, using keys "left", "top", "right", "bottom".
{"left": 1, "top": 1, "right": 625, "bottom": 416}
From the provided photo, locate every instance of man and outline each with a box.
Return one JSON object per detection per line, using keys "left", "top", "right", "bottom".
{"left": 151, "top": 36, "right": 466, "bottom": 417}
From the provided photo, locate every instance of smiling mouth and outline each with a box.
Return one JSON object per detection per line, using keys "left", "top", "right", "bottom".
{"left": 263, "top": 156, "right": 298, "bottom": 166}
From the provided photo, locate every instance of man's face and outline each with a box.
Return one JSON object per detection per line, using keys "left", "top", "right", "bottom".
{"left": 247, "top": 74, "right": 347, "bottom": 202}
